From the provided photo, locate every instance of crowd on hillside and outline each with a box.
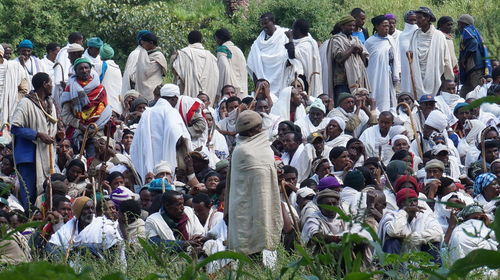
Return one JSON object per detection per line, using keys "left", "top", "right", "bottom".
{"left": 0, "top": 6, "right": 498, "bottom": 274}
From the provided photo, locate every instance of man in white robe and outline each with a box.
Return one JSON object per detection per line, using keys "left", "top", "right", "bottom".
{"left": 255, "top": 98, "right": 283, "bottom": 140}
{"left": 386, "top": 13, "right": 402, "bottom": 57}
{"left": 399, "top": 11, "right": 419, "bottom": 95}
{"left": 52, "top": 32, "right": 84, "bottom": 106}
{"left": 121, "top": 30, "right": 151, "bottom": 96}
{"left": 327, "top": 92, "right": 370, "bottom": 138}
{"left": 130, "top": 84, "right": 191, "bottom": 182}
{"left": 281, "top": 131, "right": 305, "bottom": 169}
{"left": 284, "top": 19, "right": 323, "bottom": 97}
{"left": 365, "top": 16, "right": 400, "bottom": 111}
{"left": 270, "top": 86, "right": 306, "bottom": 122}
{"left": 296, "top": 132, "right": 332, "bottom": 183}
{"left": 403, "top": 7, "right": 454, "bottom": 97}
{"left": 359, "top": 111, "right": 394, "bottom": 158}
{"left": 15, "top": 39, "right": 47, "bottom": 89}
{"left": 215, "top": 28, "right": 248, "bottom": 99}
{"left": 41, "top": 43, "right": 60, "bottom": 83}
{"left": 136, "top": 32, "right": 168, "bottom": 101}
{"left": 247, "top": 12, "right": 289, "bottom": 96}
{"left": 173, "top": 31, "right": 219, "bottom": 103}
{"left": 435, "top": 80, "right": 464, "bottom": 126}
{"left": 226, "top": 110, "right": 283, "bottom": 255}
{"left": 145, "top": 190, "right": 205, "bottom": 251}
{"left": 0, "top": 45, "right": 29, "bottom": 127}
{"left": 295, "top": 99, "right": 329, "bottom": 139}
{"left": 83, "top": 37, "right": 103, "bottom": 73}
{"left": 99, "top": 44, "right": 124, "bottom": 115}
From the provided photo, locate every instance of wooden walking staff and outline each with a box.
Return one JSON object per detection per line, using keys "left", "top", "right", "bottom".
{"left": 406, "top": 51, "right": 419, "bottom": 101}
{"left": 480, "top": 128, "right": 489, "bottom": 173}
{"left": 397, "top": 102, "right": 424, "bottom": 159}
{"left": 78, "top": 122, "right": 98, "bottom": 159}
{"left": 280, "top": 180, "right": 301, "bottom": 236}
{"left": 48, "top": 143, "right": 54, "bottom": 210}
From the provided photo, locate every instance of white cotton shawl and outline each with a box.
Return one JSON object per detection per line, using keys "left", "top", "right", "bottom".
{"left": 293, "top": 35, "right": 323, "bottom": 97}
{"left": 101, "top": 60, "right": 124, "bottom": 114}
{"left": 270, "top": 86, "right": 306, "bottom": 122}
{"left": 399, "top": 23, "right": 418, "bottom": 94}
{"left": 247, "top": 26, "right": 289, "bottom": 95}
{"left": 145, "top": 207, "right": 205, "bottom": 240}
{"left": 136, "top": 47, "right": 168, "bottom": 101}
{"left": 121, "top": 46, "right": 141, "bottom": 95}
{"left": 217, "top": 41, "right": 248, "bottom": 98}
{"left": 1, "top": 60, "right": 27, "bottom": 125}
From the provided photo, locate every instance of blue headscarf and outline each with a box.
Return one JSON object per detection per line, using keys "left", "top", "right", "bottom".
{"left": 136, "top": 30, "right": 152, "bottom": 44}
{"left": 147, "top": 178, "right": 174, "bottom": 192}
{"left": 18, "top": 39, "right": 34, "bottom": 49}
{"left": 87, "top": 37, "right": 104, "bottom": 48}
{"left": 473, "top": 172, "right": 497, "bottom": 196}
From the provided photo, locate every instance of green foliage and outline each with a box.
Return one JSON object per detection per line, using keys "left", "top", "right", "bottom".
{"left": 0, "top": 261, "right": 92, "bottom": 280}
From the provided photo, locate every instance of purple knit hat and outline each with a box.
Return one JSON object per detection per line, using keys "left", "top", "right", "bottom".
{"left": 385, "top": 13, "right": 396, "bottom": 20}
{"left": 317, "top": 176, "right": 341, "bottom": 191}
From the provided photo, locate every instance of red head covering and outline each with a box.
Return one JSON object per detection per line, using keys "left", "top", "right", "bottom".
{"left": 393, "top": 175, "right": 420, "bottom": 193}
{"left": 396, "top": 188, "right": 418, "bottom": 205}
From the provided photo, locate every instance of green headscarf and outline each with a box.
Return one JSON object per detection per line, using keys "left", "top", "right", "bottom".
{"left": 73, "top": 57, "right": 92, "bottom": 70}
{"left": 99, "top": 43, "right": 114, "bottom": 60}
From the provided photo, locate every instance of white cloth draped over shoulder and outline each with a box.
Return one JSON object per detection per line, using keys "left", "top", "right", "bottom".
{"left": 270, "top": 86, "right": 306, "bottom": 122}
{"left": 0, "top": 60, "right": 28, "bottom": 125}
{"left": 49, "top": 216, "right": 122, "bottom": 250}
{"left": 173, "top": 43, "right": 219, "bottom": 102}
{"left": 136, "top": 47, "right": 168, "bottom": 101}
{"left": 359, "top": 125, "right": 391, "bottom": 159}
{"left": 217, "top": 41, "right": 248, "bottom": 98}
{"left": 294, "top": 115, "right": 329, "bottom": 139}
{"left": 101, "top": 60, "right": 123, "bottom": 114}
{"left": 365, "top": 34, "right": 400, "bottom": 111}
{"left": 121, "top": 46, "right": 141, "bottom": 95}
{"left": 16, "top": 56, "right": 47, "bottom": 90}
{"left": 52, "top": 44, "right": 71, "bottom": 105}
{"left": 292, "top": 35, "right": 323, "bottom": 97}
{"left": 448, "top": 219, "right": 498, "bottom": 264}
{"left": 227, "top": 131, "right": 283, "bottom": 255}
{"left": 145, "top": 207, "right": 205, "bottom": 240}
{"left": 247, "top": 26, "right": 289, "bottom": 96}
{"left": 11, "top": 97, "right": 57, "bottom": 195}
{"left": 130, "top": 98, "right": 191, "bottom": 182}
{"left": 301, "top": 201, "right": 345, "bottom": 244}
{"left": 296, "top": 143, "right": 332, "bottom": 183}
{"left": 403, "top": 25, "right": 454, "bottom": 97}
{"left": 399, "top": 23, "right": 418, "bottom": 94}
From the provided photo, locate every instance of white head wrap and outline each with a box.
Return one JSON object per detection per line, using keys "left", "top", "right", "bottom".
{"left": 389, "top": 125, "right": 407, "bottom": 139}
{"left": 464, "top": 119, "right": 486, "bottom": 145}
{"left": 297, "top": 187, "right": 316, "bottom": 198}
{"left": 425, "top": 110, "right": 448, "bottom": 132}
{"left": 329, "top": 117, "right": 346, "bottom": 132}
{"left": 308, "top": 98, "right": 326, "bottom": 114}
{"left": 153, "top": 160, "right": 172, "bottom": 176}
{"left": 67, "top": 43, "right": 84, "bottom": 53}
{"left": 391, "top": 135, "right": 410, "bottom": 147}
{"left": 160, "top": 84, "right": 180, "bottom": 97}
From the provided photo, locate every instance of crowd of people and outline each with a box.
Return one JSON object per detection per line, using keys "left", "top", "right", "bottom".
{"left": 0, "top": 6, "right": 498, "bottom": 274}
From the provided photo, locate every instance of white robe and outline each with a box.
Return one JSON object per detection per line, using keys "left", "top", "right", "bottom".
{"left": 399, "top": 23, "right": 419, "bottom": 95}
{"left": 281, "top": 143, "right": 305, "bottom": 168}
{"left": 435, "top": 191, "right": 474, "bottom": 233}
{"left": 292, "top": 35, "right": 323, "bottom": 97}
{"left": 327, "top": 107, "right": 370, "bottom": 138}
{"left": 83, "top": 49, "right": 102, "bottom": 72}
{"left": 0, "top": 60, "right": 27, "bottom": 125}
{"left": 260, "top": 112, "right": 283, "bottom": 140}
{"left": 121, "top": 46, "right": 141, "bottom": 95}
{"left": 296, "top": 143, "right": 331, "bottom": 183}
{"left": 247, "top": 26, "right": 289, "bottom": 95}
{"left": 173, "top": 43, "right": 219, "bottom": 102}
{"left": 270, "top": 86, "right": 306, "bottom": 122}
{"left": 359, "top": 125, "right": 391, "bottom": 158}
{"left": 301, "top": 202, "right": 345, "bottom": 244}
{"left": 101, "top": 60, "right": 123, "bottom": 114}
{"left": 365, "top": 35, "right": 400, "bottom": 111}
{"left": 325, "top": 133, "right": 352, "bottom": 149}
{"left": 448, "top": 219, "right": 498, "bottom": 264}
{"left": 41, "top": 56, "right": 55, "bottom": 81}
{"left": 16, "top": 56, "right": 46, "bottom": 90}
{"left": 294, "top": 115, "right": 329, "bottom": 139}
{"left": 52, "top": 44, "right": 73, "bottom": 106}
{"left": 216, "top": 41, "right": 248, "bottom": 98}
{"left": 130, "top": 98, "right": 191, "bottom": 182}
{"left": 145, "top": 207, "right": 205, "bottom": 240}
{"left": 403, "top": 25, "right": 453, "bottom": 97}
{"left": 136, "top": 47, "right": 168, "bottom": 101}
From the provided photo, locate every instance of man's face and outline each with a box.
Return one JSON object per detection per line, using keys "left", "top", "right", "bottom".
{"left": 308, "top": 107, "right": 325, "bottom": 127}
{"left": 76, "top": 63, "right": 91, "bottom": 81}
{"left": 3, "top": 47, "right": 12, "bottom": 60}
{"left": 378, "top": 115, "right": 393, "bottom": 136}
{"left": 260, "top": 17, "right": 275, "bottom": 36}
{"left": 67, "top": 165, "right": 83, "bottom": 182}
{"left": 165, "top": 96, "right": 178, "bottom": 108}
{"left": 79, "top": 200, "right": 94, "bottom": 225}
{"left": 57, "top": 139, "right": 72, "bottom": 156}
{"left": 312, "top": 138, "right": 325, "bottom": 155}
{"left": 388, "top": 19, "right": 397, "bottom": 34}
{"left": 193, "top": 202, "right": 210, "bottom": 224}
{"left": 316, "top": 161, "right": 331, "bottom": 178}
{"left": 283, "top": 172, "right": 298, "bottom": 187}
{"left": 436, "top": 151, "right": 449, "bottom": 164}
{"left": 255, "top": 100, "right": 270, "bottom": 114}
{"left": 318, "top": 197, "right": 339, "bottom": 219}
{"left": 326, "top": 120, "right": 342, "bottom": 139}
{"left": 340, "top": 97, "right": 355, "bottom": 113}
{"left": 19, "top": 47, "right": 32, "bottom": 58}
{"left": 110, "top": 176, "right": 125, "bottom": 190}
{"left": 426, "top": 167, "right": 443, "bottom": 179}
{"left": 135, "top": 103, "right": 147, "bottom": 113}
{"left": 165, "top": 195, "right": 185, "bottom": 220}
{"left": 87, "top": 47, "right": 100, "bottom": 58}
{"left": 105, "top": 201, "right": 118, "bottom": 221}
{"left": 56, "top": 201, "right": 72, "bottom": 222}
{"left": 398, "top": 95, "right": 413, "bottom": 110}
{"left": 282, "top": 133, "right": 299, "bottom": 153}
{"left": 456, "top": 108, "right": 472, "bottom": 123}
{"left": 197, "top": 94, "right": 210, "bottom": 108}
{"left": 393, "top": 139, "right": 409, "bottom": 152}
{"left": 278, "top": 123, "right": 292, "bottom": 139}
{"left": 319, "top": 95, "right": 330, "bottom": 108}
{"left": 441, "top": 21, "right": 454, "bottom": 34}
{"left": 227, "top": 101, "right": 239, "bottom": 114}
{"left": 139, "top": 189, "right": 152, "bottom": 210}
{"left": 420, "top": 102, "right": 436, "bottom": 116}
{"left": 121, "top": 134, "right": 133, "bottom": 148}
{"left": 342, "top": 21, "right": 356, "bottom": 35}
{"left": 485, "top": 147, "right": 499, "bottom": 163}
{"left": 222, "top": 86, "right": 236, "bottom": 97}
{"left": 354, "top": 12, "right": 366, "bottom": 27}
{"left": 492, "top": 163, "right": 500, "bottom": 178}
{"left": 290, "top": 89, "right": 303, "bottom": 107}
{"left": 205, "top": 114, "right": 214, "bottom": 129}
{"left": 407, "top": 15, "right": 417, "bottom": 25}
{"left": 416, "top": 13, "right": 430, "bottom": 29}
{"left": 443, "top": 81, "right": 457, "bottom": 94}
{"left": 68, "top": 51, "right": 83, "bottom": 64}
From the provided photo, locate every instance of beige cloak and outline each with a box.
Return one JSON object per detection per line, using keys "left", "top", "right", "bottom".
{"left": 136, "top": 47, "right": 168, "bottom": 101}
{"left": 217, "top": 41, "right": 248, "bottom": 99}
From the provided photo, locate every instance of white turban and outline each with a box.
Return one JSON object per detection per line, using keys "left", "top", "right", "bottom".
{"left": 389, "top": 125, "right": 407, "bottom": 139}
{"left": 391, "top": 135, "right": 410, "bottom": 146}
{"left": 308, "top": 98, "right": 326, "bottom": 114}
{"left": 297, "top": 187, "right": 316, "bottom": 198}
{"left": 160, "top": 84, "right": 180, "bottom": 97}
{"left": 329, "top": 117, "right": 346, "bottom": 132}
{"left": 464, "top": 119, "right": 486, "bottom": 145}
{"left": 425, "top": 110, "right": 448, "bottom": 132}
{"left": 109, "top": 164, "right": 128, "bottom": 174}
{"left": 67, "top": 43, "right": 84, "bottom": 53}
{"left": 153, "top": 160, "right": 172, "bottom": 176}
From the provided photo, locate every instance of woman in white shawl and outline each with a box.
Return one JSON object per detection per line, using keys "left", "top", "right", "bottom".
{"left": 324, "top": 117, "right": 352, "bottom": 148}
{"left": 204, "top": 110, "right": 229, "bottom": 162}
{"left": 457, "top": 119, "right": 485, "bottom": 163}
{"left": 365, "top": 16, "right": 400, "bottom": 112}
{"left": 399, "top": 11, "right": 418, "bottom": 94}
{"left": 270, "top": 86, "right": 306, "bottom": 122}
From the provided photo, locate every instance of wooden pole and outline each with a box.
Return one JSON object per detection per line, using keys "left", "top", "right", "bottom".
{"left": 48, "top": 143, "right": 54, "bottom": 210}
{"left": 280, "top": 180, "right": 301, "bottom": 235}
{"left": 397, "top": 102, "right": 424, "bottom": 159}
{"left": 406, "top": 51, "right": 419, "bottom": 101}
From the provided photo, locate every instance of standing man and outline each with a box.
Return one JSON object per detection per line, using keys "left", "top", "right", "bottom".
{"left": 173, "top": 31, "right": 219, "bottom": 103}
{"left": 16, "top": 40, "right": 47, "bottom": 85}
{"left": 11, "top": 73, "right": 57, "bottom": 210}
{"left": 284, "top": 19, "right": 323, "bottom": 97}
{"left": 215, "top": 28, "right": 248, "bottom": 99}
{"left": 41, "top": 43, "right": 61, "bottom": 82}
{"left": 351, "top": 8, "right": 369, "bottom": 44}
{"left": 437, "top": 16, "right": 458, "bottom": 74}
{"left": 403, "top": 7, "right": 454, "bottom": 97}
{"left": 323, "top": 16, "right": 369, "bottom": 104}
{"left": 83, "top": 37, "right": 103, "bottom": 69}
{"left": 0, "top": 45, "right": 29, "bottom": 127}
{"left": 1, "top": 44, "right": 13, "bottom": 60}
{"left": 99, "top": 44, "right": 124, "bottom": 115}
{"left": 399, "top": 11, "right": 418, "bottom": 96}
{"left": 247, "top": 12, "right": 289, "bottom": 96}
{"left": 226, "top": 110, "right": 283, "bottom": 257}
{"left": 457, "top": 14, "right": 488, "bottom": 96}
{"left": 121, "top": 30, "right": 151, "bottom": 95}
{"left": 136, "top": 32, "right": 168, "bottom": 101}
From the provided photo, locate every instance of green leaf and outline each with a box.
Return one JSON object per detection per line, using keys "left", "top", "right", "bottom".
{"left": 345, "top": 271, "right": 381, "bottom": 280}
{"left": 447, "top": 249, "right": 500, "bottom": 277}
{"left": 464, "top": 95, "right": 500, "bottom": 110}
{"left": 318, "top": 204, "right": 351, "bottom": 222}
{"left": 196, "top": 250, "right": 251, "bottom": 269}
{"left": 101, "top": 272, "right": 129, "bottom": 280}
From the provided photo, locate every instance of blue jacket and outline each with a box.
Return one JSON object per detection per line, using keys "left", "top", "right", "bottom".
{"left": 11, "top": 126, "right": 37, "bottom": 164}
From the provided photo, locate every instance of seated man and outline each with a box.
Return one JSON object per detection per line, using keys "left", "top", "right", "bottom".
{"left": 145, "top": 190, "right": 205, "bottom": 252}
{"left": 117, "top": 199, "right": 145, "bottom": 247}
{"left": 378, "top": 189, "right": 443, "bottom": 263}
{"left": 47, "top": 196, "right": 123, "bottom": 259}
